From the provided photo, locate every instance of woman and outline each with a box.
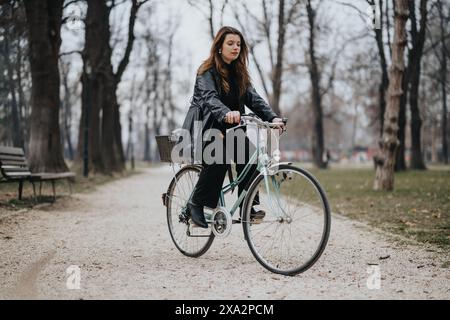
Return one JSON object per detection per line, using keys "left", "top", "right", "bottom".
{"left": 182, "top": 26, "right": 284, "bottom": 228}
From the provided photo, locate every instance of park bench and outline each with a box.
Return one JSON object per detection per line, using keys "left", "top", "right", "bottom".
{"left": 0, "top": 146, "right": 75, "bottom": 201}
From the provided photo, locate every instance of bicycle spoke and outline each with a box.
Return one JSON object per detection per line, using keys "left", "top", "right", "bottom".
{"left": 244, "top": 166, "right": 330, "bottom": 275}
{"left": 166, "top": 166, "right": 214, "bottom": 257}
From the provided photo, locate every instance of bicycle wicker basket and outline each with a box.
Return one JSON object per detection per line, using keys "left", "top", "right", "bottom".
{"left": 155, "top": 135, "right": 178, "bottom": 163}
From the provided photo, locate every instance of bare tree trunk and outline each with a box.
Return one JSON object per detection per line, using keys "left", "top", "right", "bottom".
{"left": 431, "top": 119, "right": 438, "bottom": 163}
{"left": 0, "top": 2, "right": 28, "bottom": 149}
{"left": 271, "top": 0, "right": 286, "bottom": 116}
{"left": 15, "top": 35, "right": 27, "bottom": 149}
{"left": 2, "top": 30, "right": 24, "bottom": 148}
{"left": 306, "top": 0, "right": 326, "bottom": 169}
{"left": 77, "top": 0, "right": 110, "bottom": 174}
{"left": 111, "top": 0, "right": 147, "bottom": 170}
{"left": 385, "top": 0, "right": 392, "bottom": 58}
{"left": 165, "top": 30, "right": 177, "bottom": 133}
{"left": 208, "top": 0, "right": 215, "bottom": 40}
{"left": 368, "top": 0, "right": 390, "bottom": 136}
{"left": 143, "top": 67, "right": 152, "bottom": 162}
{"left": 126, "top": 111, "right": 135, "bottom": 169}
{"left": 152, "top": 57, "right": 162, "bottom": 162}
{"left": 126, "top": 77, "right": 137, "bottom": 164}
{"left": 408, "top": 0, "right": 428, "bottom": 170}
{"left": 374, "top": 0, "right": 409, "bottom": 191}
{"left": 144, "top": 121, "right": 151, "bottom": 162}
{"left": 142, "top": 29, "right": 158, "bottom": 162}
{"left": 395, "top": 57, "right": 410, "bottom": 171}
{"left": 61, "top": 62, "right": 74, "bottom": 161}
{"left": 114, "top": 100, "right": 126, "bottom": 168}
{"left": 24, "top": 0, "right": 68, "bottom": 173}
{"left": 78, "top": 0, "right": 145, "bottom": 174}
{"left": 437, "top": 0, "right": 448, "bottom": 164}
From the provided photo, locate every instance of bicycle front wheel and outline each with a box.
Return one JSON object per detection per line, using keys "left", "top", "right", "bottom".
{"left": 242, "top": 164, "right": 331, "bottom": 276}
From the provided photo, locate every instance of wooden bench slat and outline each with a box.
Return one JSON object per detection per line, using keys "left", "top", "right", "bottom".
{"left": 0, "top": 155, "right": 26, "bottom": 162}
{"left": 2, "top": 166, "right": 30, "bottom": 173}
{"left": 0, "top": 146, "right": 25, "bottom": 156}
{"left": 3, "top": 172, "right": 31, "bottom": 178}
{"left": 30, "top": 172, "right": 76, "bottom": 180}
{"left": 0, "top": 160, "right": 29, "bottom": 167}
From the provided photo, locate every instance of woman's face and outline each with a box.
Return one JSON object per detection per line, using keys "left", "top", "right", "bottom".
{"left": 220, "top": 34, "right": 241, "bottom": 64}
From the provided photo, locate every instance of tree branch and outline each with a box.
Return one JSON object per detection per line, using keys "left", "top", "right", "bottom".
{"left": 231, "top": 4, "right": 271, "bottom": 98}
{"left": 335, "top": 1, "right": 370, "bottom": 26}
{"left": 115, "top": 0, "right": 149, "bottom": 84}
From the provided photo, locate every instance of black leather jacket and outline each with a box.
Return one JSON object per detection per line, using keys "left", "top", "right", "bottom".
{"left": 178, "top": 66, "right": 279, "bottom": 164}
{"left": 181, "top": 66, "right": 278, "bottom": 139}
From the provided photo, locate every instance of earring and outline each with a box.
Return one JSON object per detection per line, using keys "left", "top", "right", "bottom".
{"left": 219, "top": 50, "right": 222, "bottom": 54}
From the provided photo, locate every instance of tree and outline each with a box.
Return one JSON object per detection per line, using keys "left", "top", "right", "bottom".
{"left": 367, "top": 0, "right": 390, "bottom": 138}
{"left": 23, "top": 0, "right": 68, "bottom": 172}
{"left": 408, "top": 0, "right": 428, "bottom": 170}
{"left": 77, "top": 0, "right": 148, "bottom": 174}
{"left": 231, "top": 0, "right": 301, "bottom": 116}
{"left": 187, "top": 0, "right": 229, "bottom": 41}
{"left": 437, "top": 0, "right": 448, "bottom": 164}
{"left": 306, "top": 0, "right": 326, "bottom": 168}
{"left": 0, "top": 1, "right": 29, "bottom": 150}
{"left": 374, "top": 0, "right": 409, "bottom": 191}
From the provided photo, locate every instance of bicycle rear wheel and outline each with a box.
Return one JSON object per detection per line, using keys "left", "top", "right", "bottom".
{"left": 166, "top": 165, "right": 214, "bottom": 257}
{"left": 242, "top": 164, "right": 330, "bottom": 276}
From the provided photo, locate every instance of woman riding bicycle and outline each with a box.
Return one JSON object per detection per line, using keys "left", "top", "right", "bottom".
{"left": 181, "top": 26, "right": 285, "bottom": 228}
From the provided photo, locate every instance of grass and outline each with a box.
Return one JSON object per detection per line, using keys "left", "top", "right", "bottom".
{"left": 295, "top": 165, "right": 450, "bottom": 251}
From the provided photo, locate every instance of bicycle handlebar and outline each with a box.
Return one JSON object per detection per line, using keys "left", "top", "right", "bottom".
{"left": 225, "top": 113, "right": 288, "bottom": 134}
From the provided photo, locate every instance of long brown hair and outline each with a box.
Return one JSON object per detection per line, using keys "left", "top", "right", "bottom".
{"left": 198, "top": 26, "right": 251, "bottom": 98}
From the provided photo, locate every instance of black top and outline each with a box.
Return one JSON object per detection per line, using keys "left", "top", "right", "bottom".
{"left": 221, "top": 62, "right": 240, "bottom": 112}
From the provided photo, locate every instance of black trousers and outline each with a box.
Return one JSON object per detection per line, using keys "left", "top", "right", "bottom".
{"left": 191, "top": 129, "right": 259, "bottom": 209}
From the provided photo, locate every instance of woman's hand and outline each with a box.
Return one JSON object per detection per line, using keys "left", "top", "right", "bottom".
{"left": 224, "top": 111, "right": 241, "bottom": 124}
{"left": 272, "top": 117, "right": 286, "bottom": 134}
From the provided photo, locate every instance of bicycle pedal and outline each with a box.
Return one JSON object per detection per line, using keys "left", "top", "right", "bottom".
{"left": 189, "top": 220, "right": 210, "bottom": 229}
{"left": 189, "top": 222, "right": 202, "bottom": 228}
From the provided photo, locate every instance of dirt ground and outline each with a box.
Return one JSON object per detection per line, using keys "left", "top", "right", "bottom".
{"left": 0, "top": 166, "right": 449, "bottom": 300}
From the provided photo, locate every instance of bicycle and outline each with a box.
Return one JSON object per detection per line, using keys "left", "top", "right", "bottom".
{"left": 157, "top": 114, "right": 331, "bottom": 276}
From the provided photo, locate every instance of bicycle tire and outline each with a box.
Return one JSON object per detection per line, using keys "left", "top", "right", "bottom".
{"left": 242, "top": 164, "right": 331, "bottom": 276}
{"left": 166, "top": 165, "right": 215, "bottom": 258}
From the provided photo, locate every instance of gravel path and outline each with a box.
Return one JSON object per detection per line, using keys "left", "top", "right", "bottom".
{"left": 0, "top": 166, "right": 448, "bottom": 300}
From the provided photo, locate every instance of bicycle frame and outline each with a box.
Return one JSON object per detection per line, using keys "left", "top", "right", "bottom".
{"left": 185, "top": 116, "right": 288, "bottom": 221}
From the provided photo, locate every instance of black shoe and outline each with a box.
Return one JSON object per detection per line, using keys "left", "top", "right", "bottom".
{"left": 250, "top": 207, "right": 266, "bottom": 220}
{"left": 238, "top": 207, "right": 266, "bottom": 222}
{"left": 187, "top": 202, "right": 208, "bottom": 229}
